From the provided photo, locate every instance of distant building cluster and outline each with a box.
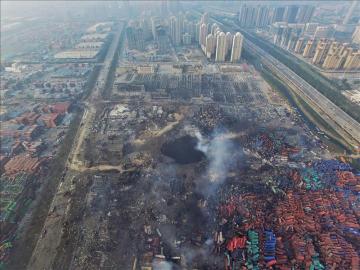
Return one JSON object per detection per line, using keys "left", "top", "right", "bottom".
{"left": 125, "top": 11, "right": 200, "bottom": 55}
{"left": 199, "top": 13, "right": 244, "bottom": 63}
{"left": 270, "top": 24, "right": 360, "bottom": 70}
{"left": 125, "top": 11, "right": 243, "bottom": 63}
{"left": 126, "top": 21, "right": 146, "bottom": 51}
{"left": 168, "top": 12, "right": 198, "bottom": 46}
{"left": 238, "top": 4, "right": 315, "bottom": 29}
{"left": 243, "top": 2, "right": 360, "bottom": 71}
{"left": 125, "top": 15, "right": 170, "bottom": 54}
{"left": 54, "top": 22, "right": 112, "bottom": 60}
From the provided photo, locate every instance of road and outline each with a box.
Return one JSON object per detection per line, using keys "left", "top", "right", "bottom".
{"left": 69, "top": 21, "right": 124, "bottom": 171}
{"left": 209, "top": 14, "right": 360, "bottom": 150}
{"left": 243, "top": 39, "right": 360, "bottom": 148}
{"left": 26, "top": 22, "right": 125, "bottom": 270}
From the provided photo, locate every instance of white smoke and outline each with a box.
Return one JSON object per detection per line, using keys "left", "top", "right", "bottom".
{"left": 194, "top": 129, "right": 209, "bottom": 153}
{"left": 152, "top": 260, "right": 173, "bottom": 270}
{"left": 193, "top": 127, "right": 236, "bottom": 187}
{"left": 206, "top": 132, "right": 233, "bottom": 184}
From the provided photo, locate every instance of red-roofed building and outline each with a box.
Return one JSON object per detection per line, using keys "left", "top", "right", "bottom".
{"left": 15, "top": 112, "right": 41, "bottom": 125}
{"left": 50, "top": 102, "right": 71, "bottom": 114}
{"left": 4, "top": 154, "right": 43, "bottom": 176}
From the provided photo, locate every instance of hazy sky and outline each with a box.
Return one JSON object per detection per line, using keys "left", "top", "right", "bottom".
{"left": 1, "top": 1, "right": 355, "bottom": 20}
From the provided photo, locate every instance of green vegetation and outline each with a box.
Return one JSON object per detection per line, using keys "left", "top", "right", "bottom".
{"left": 240, "top": 31, "right": 360, "bottom": 123}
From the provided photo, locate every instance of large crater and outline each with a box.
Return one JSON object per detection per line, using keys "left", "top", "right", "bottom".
{"left": 161, "top": 135, "right": 205, "bottom": 164}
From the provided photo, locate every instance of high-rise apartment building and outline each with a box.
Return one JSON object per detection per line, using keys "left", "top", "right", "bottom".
{"left": 169, "top": 16, "right": 181, "bottom": 45}
{"left": 352, "top": 26, "right": 360, "bottom": 45}
{"left": 183, "top": 33, "right": 192, "bottom": 45}
{"left": 188, "top": 21, "right": 196, "bottom": 43}
{"left": 343, "top": 51, "right": 360, "bottom": 70}
{"left": 230, "top": 32, "right": 244, "bottom": 63}
{"left": 126, "top": 22, "right": 145, "bottom": 51}
{"left": 273, "top": 26, "right": 284, "bottom": 45}
{"left": 156, "top": 26, "right": 168, "bottom": 54}
{"left": 211, "top": 23, "right": 219, "bottom": 35}
{"left": 296, "top": 5, "right": 315, "bottom": 23}
{"left": 322, "top": 42, "right": 349, "bottom": 69}
{"left": 201, "top": 12, "right": 209, "bottom": 24}
{"left": 272, "top": 7, "right": 285, "bottom": 23}
{"left": 239, "top": 5, "right": 257, "bottom": 28}
{"left": 294, "top": 37, "right": 305, "bottom": 53}
{"left": 195, "top": 22, "right": 200, "bottom": 42}
{"left": 280, "top": 27, "right": 292, "bottom": 48}
{"left": 256, "top": 6, "right": 270, "bottom": 28}
{"left": 205, "top": 34, "right": 216, "bottom": 59}
{"left": 199, "top": 23, "right": 208, "bottom": 51}
{"left": 287, "top": 34, "right": 298, "bottom": 51}
{"left": 303, "top": 39, "right": 315, "bottom": 57}
{"left": 151, "top": 17, "right": 162, "bottom": 40}
{"left": 312, "top": 39, "right": 329, "bottom": 65}
{"left": 225, "top": 32, "right": 233, "bottom": 57}
{"left": 139, "top": 18, "right": 152, "bottom": 41}
{"left": 215, "top": 32, "right": 226, "bottom": 62}
{"left": 284, "top": 5, "right": 299, "bottom": 23}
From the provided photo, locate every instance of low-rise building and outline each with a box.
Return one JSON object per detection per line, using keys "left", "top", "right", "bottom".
{"left": 4, "top": 154, "right": 44, "bottom": 176}
{"left": 38, "top": 113, "right": 63, "bottom": 128}
{"left": 75, "top": 42, "right": 104, "bottom": 49}
{"left": 54, "top": 50, "right": 99, "bottom": 59}
{"left": 50, "top": 102, "right": 71, "bottom": 114}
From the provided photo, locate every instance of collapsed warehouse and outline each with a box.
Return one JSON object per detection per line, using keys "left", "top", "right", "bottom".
{"left": 31, "top": 62, "right": 360, "bottom": 270}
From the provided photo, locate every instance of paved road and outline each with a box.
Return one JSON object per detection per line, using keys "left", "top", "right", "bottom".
{"left": 27, "top": 22, "right": 125, "bottom": 270}
{"left": 69, "top": 21, "right": 124, "bottom": 170}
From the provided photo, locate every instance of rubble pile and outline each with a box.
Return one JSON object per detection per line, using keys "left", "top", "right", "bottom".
{"left": 193, "top": 105, "right": 229, "bottom": 132}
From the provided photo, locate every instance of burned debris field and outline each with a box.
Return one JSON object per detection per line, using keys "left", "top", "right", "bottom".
{"left": 26, "top": 61, "right": 360, "bottom": 270}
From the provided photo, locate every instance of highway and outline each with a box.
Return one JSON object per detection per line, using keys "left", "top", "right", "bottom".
{"left": 209, "top": 14, "right": 360, "bottom": 149}
{"left": 244, "top": 39, "right": 360, "bottom": 148}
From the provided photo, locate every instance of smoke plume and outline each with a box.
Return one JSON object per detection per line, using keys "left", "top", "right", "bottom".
{"left": 193, "top": 127, "right": 239, "bottom": 195}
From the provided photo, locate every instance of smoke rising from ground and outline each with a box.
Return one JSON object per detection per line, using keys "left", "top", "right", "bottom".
{"left": 193, "top": 127, "right": 241, "bottom": 196}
